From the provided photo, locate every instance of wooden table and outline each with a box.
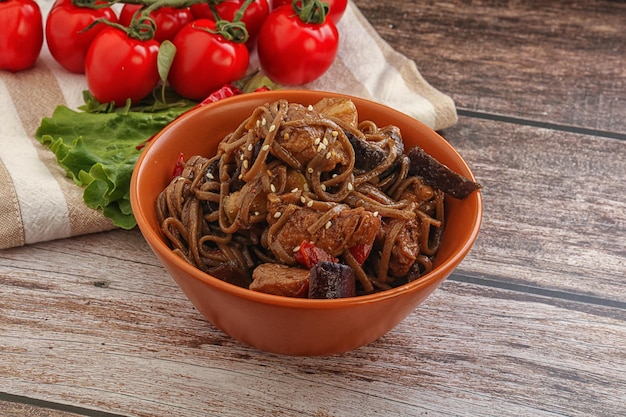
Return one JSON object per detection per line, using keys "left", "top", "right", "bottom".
{"left": 2, "top": 1, "right": 625, "bottom": 415}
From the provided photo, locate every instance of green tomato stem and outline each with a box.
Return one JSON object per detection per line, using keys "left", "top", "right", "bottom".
{"left": 293, "top": 0, "right": 329, "bottom": 24}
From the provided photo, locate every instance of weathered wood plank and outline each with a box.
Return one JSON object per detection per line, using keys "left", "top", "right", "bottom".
{"left": 0, "top": 402, "right": 85, "bottom": 417}
{"left": 441, "top": 116, "right": 626, "bottom": 299}
{"left": 1, "top": 1, "right": 625, "bottom": 416}
{"left": 355, "top": 0, "right": 626, "bottom": 133}
{"left": 2, "top": 259, "right": 624, "bottom": 417}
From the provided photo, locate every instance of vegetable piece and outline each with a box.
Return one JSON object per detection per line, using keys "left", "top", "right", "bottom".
{"left": 118, "top": 4, "right": 193, "bottom": 43}
{"left": 294, "top": 241, "right": 338, "bottom": 269}
{"left": 308, "top": 261, "right": 356, "bottom": 299}
{"left": 200, "top": 84, "right": 242, "bottom": 105}
{"left": 345, "top": 130, "right": 387, "bottom": 174}
{"left": 272, "top": 0, "right": 347, "bottom": 23}
{"left": 407, "top": 146, "right": 482, "bottom": 199}
{"left": 257, "top": 1, "right": 339, "bottom": 85}
{"left": 348, "top": 243, "right": 373, "bottom": 265}
{"left": 250, "top": 263, "right": 310, "bottom": 297}
{"left": 36, "top": 102, "right": 193, "bottom": 229}
{"left": 171, "top": 152, "right": 185, "bottom": 178}
{"left": 168, "top": 19, "right": 249, "bottom": 101}
{"left": 85, "top": 26, "right": 160, "bottom": 106}
{"left": 0, "top": 0, "right": 43, "bottom": 72}
{"left": 45, "top": 0, "right": 118, "bottom": 74}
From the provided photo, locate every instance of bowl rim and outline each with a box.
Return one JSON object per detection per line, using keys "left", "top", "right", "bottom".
{"left": 131, "top": 89, "right": 483, "bottom": 309}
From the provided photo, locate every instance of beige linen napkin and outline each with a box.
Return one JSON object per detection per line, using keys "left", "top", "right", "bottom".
{"left": 0, "top": 0, "right": 457, "bottom": 250}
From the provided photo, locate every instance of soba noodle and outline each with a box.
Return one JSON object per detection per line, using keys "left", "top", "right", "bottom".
{"left": 156, "top": 98, "right": 446, "bottom": 296}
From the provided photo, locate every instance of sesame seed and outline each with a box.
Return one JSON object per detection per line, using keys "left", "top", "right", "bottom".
{"left": 314, "top": 138, "right": 321, "bottom": 146}
{"left": 274, "top": 211, "right": 281, "bottom": 218}
{"left": 291, "top": 187, "right": 299, "bottom": 193}
{"left": 307, "top": 200, "right": 313, "bottom": 207}
{"left": 238, "top": 174, "right": 243, "bottom": 179}
{"left": 300, "top": 196, "right": 306, "bottom": 204}
{"left": 269, "top": 124, "right": 276, "bottom": 133}
{"left": 262, "top": 144, "right": 270, "bottom": 152}
{"left": 254, "top": 211, "right": 260, "bottom": 216}
{"left": 240, "top": 153, "right": 244, "bottom": 160}
{"left": 317, "top": 143, "right": 326, "bottom": 152}
{"left": 322, "top": 138, "right": 328, "bottom": 146}
{"left": 325, "top": 152, "right": 332, "bottom": 159}
{"left": 321, "top": 184, "right": 326, "bottom": 191}
{"left": 331, "top": 130, "right": 339, "bottom": 137}
{"left": 347, "top": 182, "right": 353, "bottom": 191}
{"left": 307, "top": 105, "right": 313, "bottom": 111}
{"left": 373, "top": 211, "right": 379, "bottom": 217}
{"left": 332, "top": 174, "right": 337, "bottom": 178}
{"left": 243, "top": 160, "right": 249, "bottom": 169}
{"left": 283, "top": 133, "right": 289, "bottom": 139}
{"left": 261, "top": 117, "right": 267, "bottom": 126}
{"left": 293, "top": 245, "right": 300, "bottom": 252}
{"left": 247, "top": 144, "right": 253, "bottom": 152}
{"left": 270, "top": 184, "right": 276, "bottom": 193}
{"left": 206, "top": 173, "right": 214, "bottom": 180}
{"left": 325, "top": 220, "right": 332, "bottom": 229}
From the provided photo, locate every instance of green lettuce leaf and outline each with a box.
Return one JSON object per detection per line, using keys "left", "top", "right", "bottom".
{"left": 36, "top": 103, "right": 194, "bottom": 229}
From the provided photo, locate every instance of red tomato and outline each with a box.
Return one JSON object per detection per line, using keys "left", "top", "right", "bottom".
{"left": 85, "top": 27, "right": 160, "bottom": 106}
{"left": 190, "top": 0, "right": 269, "bottom": 42}
{"left": 45, "top": 0, "right": 118, "bottom": 74}
{"left": 168, "top": 19, "right": 249, "bottom": 101}
{"left": 119, "top": 4, "right": 194, "bottom": 43}
{"left": 271, "top": 0, "right": 347, "bottom": 23}
{"left": 0, "top": 0, "right": 43, "bottom": 72}
{"left": 257, "top": 5, "right": 338, "bottom": 85}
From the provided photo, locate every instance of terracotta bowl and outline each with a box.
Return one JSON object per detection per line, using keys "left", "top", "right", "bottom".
{"left": 130, "top": 90, "right": 482, "bottom": 356}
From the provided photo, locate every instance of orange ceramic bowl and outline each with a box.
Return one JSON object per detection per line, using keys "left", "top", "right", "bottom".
{"left": 130, "top": 90, "right": 482, "bottom": 356}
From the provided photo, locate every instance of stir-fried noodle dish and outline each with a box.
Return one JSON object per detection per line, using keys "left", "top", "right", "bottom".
{"left": 156, "top": 98, "right": 481, "bottom": 299}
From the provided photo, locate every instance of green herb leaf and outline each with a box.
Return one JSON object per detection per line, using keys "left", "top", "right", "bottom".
{"left": 36, "top": 103, "right": 193, "bottom": 229}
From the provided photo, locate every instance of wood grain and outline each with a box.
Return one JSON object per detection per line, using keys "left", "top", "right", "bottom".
{"left": 2, "top": 234, "right": 625, "bottom": 416}
{"left": 1, "top": 0, "right": 625, "bottom": 416}
{"left": 355, "top": 0, "right": 626, "bottom": 133}
{"left": 444, "top": 116, "right": 626, "bottom": 299}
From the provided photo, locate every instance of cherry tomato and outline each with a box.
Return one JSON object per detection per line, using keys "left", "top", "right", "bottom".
{"left": 0, "top": 0, "right": 43, "bottom": 72}
{"left": 257, "top": 4, "right": 338, "bottom": 85}
{"left": 168, "top": 19, "right": 249, "bottom": 101}
{"left": 271, "top": 0, "right": 347, "bottom": 23}
{"left": 119, "top": 4, "right": 194, "bottom": 43}
{"left": 85, "top": 27, "right": 160, "bottom": 106}
{"left": 45, "top": 0, "right": 118, "bottom": 74}
{"left": 190, "top": 0, "right": 270, "bottom": 42}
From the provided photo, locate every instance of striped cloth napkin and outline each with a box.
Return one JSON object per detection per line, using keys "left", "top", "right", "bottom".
{"left": 0, "top": 0, "right": 457, "bottom": 250}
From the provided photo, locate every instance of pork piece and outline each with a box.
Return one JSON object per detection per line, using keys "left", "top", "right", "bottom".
{"left": 250, "top": 263, "right": 309, "bottom": 297}
{"left": 309, "top": 261, "right": 356, "bottom": 299}
{"left": 407, "top": 146, "right": 481, "bottom": 199}
{"left": 275, "top": 103, "right": 350, "bottom": 172}
{"left": 266, "top": 193, "right": 380, "bottom": 262}
{"left": 375, "top": 218, "right": 422, "bottom": 278}
{"left": 208, "top": 263, "right": 252, "bottom": 289}
{"left": 312, "top": 97, "right": 359, "bottom": 128}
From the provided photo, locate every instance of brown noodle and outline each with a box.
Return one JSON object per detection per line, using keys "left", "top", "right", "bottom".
{"left": 156, "top": 99, "right": 445, "bottom": 295}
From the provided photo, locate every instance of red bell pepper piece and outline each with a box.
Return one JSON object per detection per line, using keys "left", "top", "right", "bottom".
{"left": 171, "top": 152, "right": 185, "bottom": 178}
{"left": 199, "top": 84, "right": 242, "bottom": 105}
{"left": 294, "top": 241, "right": 337, "bottom": 269}
{"left": 348, "top": 243, "right": 373, "bottom": 265}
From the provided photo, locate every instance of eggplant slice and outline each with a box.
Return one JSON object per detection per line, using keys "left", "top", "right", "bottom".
{"left": 407, "top": 146, "right": 482, "bottom": 200}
